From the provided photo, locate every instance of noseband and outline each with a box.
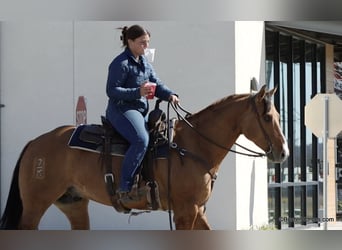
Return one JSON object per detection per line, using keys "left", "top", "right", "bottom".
{"left": 249, "top": 95, "right": 273, "bottom": 156}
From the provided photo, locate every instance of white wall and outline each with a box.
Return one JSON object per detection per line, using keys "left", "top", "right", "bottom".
{"left": 0, "top": 22, "right": 75, "bottom": 229}
{"left": 234, "top": 21, "right": 268, "bottom": 229}
{"left": 0, "top": 21, "right": 266, "bottom": 229}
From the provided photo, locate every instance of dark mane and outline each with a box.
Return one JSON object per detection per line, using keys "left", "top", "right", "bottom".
{"left": 264, "top": 96, "right": 272, "bottom": 114}
{"left": 189, "top": 93, "right": 251, "bottom": 118}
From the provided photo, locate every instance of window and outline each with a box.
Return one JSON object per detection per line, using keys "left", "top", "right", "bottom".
{"left": 265, "top": 26, "right": 325, "bottom": 229}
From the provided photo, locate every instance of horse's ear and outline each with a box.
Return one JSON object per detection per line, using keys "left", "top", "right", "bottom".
{"left": 267, "top": 85, "right": 278, "bottom": 97}
{"left": 256, "top": 85, "right": 267, "bottom": 102}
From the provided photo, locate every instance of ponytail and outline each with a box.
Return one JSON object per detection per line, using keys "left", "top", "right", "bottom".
{"left": 119, "top": 26, "right": 129, "bottom": 47}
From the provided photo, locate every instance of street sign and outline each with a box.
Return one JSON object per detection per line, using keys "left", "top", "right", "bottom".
{"left": 76, "top": 96, "right": 87, "bottom": 125}
{"left": 305, "top": 93, "right": 342, "bottom": 138}
{"left": 305, "top": 93, "right": 342, "bottom": 230}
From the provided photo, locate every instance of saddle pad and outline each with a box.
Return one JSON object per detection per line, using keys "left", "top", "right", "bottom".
{"left": 68, "top": 125, "right": 169, "bottom": 158}
{"left": 68, "top": 125, "right": 128, "bottom": 156}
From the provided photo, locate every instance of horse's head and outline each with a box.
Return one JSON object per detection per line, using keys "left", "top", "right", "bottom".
{"left": 242, "top": 85, "right": 289, "bottom": 163}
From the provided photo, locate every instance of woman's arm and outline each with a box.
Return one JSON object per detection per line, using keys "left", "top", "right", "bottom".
{"left": 106, "top": 62, "right": 141, "bottom": 101}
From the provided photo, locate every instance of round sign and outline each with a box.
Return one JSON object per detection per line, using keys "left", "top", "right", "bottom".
{"left": 305, "top": 93, "right": 342, "bottom": 138}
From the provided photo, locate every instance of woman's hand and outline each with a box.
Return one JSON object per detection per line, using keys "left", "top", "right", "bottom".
{"left": 140, "top": 82, "right": 154, "bottom": 97}
{"left": 169, "top": 94, "right": 179, "bottom": 105}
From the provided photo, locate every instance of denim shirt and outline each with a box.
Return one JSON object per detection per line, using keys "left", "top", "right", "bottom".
{"left": 106, "top": 48, "right": 175, "bottom": 116}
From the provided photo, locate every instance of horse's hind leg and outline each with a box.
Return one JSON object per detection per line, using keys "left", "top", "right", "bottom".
{"left": 19, "top": 198, "right": 53, "bottom": 229}
{"left": 54, "top": 190, "right": 90, "bottom": 230}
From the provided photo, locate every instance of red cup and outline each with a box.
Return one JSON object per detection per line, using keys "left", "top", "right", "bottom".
{"left": 145, "top": 82, "right": 157, "bottom": 99}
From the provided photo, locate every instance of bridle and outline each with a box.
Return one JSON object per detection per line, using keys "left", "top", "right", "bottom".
{"left": 249, "top": 94, "right": 273, "bottom": 157}
{"left": 168, "top": 94, "right": 274, "bottom": 158}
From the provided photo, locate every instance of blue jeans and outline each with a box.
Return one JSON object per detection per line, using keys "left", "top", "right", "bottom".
{"left": 106, "top": 108, "right": 149, "bottom": 192}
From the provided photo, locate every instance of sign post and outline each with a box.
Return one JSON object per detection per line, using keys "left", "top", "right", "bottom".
{"left": 322, "top": 96, "right": 328, "bottom": 231}
{"left": 305, "top": 93, "right": 342, "bottom": 230}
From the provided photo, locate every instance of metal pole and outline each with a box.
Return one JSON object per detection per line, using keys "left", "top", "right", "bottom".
{"left": 0, "top": 21, "right": 2, "bottom": 213}
{"left": 323, "top": 95, "right": 329, "bottom": 230}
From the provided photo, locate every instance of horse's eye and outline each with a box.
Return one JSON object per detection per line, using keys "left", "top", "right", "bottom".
{"left": 264, "top": 114, "right": 272, "bottom": 122}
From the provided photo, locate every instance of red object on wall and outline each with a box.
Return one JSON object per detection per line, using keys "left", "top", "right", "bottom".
{"left": 76, "top": 96, "right": 87, "bottom": 125}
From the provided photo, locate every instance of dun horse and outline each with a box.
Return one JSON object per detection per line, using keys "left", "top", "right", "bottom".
{"left": 0, "top": 85, "right": 288, "bottom": 230}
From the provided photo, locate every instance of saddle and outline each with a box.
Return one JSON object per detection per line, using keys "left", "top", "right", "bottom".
{"left": 68, "top": 103, "right": 169, "bottom": 155}
{"left": 68, "top": 99, "right": 174, "bottom": 212}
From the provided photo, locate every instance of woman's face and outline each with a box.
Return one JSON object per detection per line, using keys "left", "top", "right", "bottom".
{"left": 128, "top": 34, "right": 150, "bottom": 58}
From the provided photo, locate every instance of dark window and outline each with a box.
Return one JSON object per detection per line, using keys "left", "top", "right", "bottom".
{"left": 266, "top": 26, "right": 325, "bottom": 229}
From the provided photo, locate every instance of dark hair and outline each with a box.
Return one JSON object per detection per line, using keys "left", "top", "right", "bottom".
{"left": 118, "top": 25, "right": 150, "bottom": 47}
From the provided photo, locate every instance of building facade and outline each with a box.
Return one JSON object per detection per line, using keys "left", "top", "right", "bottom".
{"left": 266, "top": 21, "right": 342, "bottom": 229}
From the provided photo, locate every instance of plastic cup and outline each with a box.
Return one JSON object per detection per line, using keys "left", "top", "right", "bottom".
{"left": 144, "top": 48, "right": 155, "bottom": 63}
{"left": 145, "top": 82, "right": 157, "bottom": 99}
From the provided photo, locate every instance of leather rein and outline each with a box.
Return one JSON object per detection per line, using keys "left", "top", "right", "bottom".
{"left": 169, "top": 94, "right": 273, "bottom": 158}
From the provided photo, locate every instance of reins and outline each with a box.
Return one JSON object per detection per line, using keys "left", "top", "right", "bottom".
{"left": 169, "top": 100, "right": 268, "bottom": 158}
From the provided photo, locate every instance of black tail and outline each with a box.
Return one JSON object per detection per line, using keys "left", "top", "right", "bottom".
{"left": 0, "top": 142, "right": 31, "bottom": 229}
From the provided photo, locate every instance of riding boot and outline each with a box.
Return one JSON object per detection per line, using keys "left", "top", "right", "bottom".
{"left": 117, "top": 186, "right": 148, "bottom": 207}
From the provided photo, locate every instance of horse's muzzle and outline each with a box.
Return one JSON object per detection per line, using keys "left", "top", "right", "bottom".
{"left": 267, "top": 143, "right": 289, "bottom": 163}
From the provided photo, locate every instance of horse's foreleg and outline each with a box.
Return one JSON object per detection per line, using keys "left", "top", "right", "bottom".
{"left": 55, "top": 198, "right": 90, "bottom": 230}
{"left": 173, "top": 203, "right": 198, "bottom": 230}
{"left": 193, "top": 206, "right": 211, "bottom": 230}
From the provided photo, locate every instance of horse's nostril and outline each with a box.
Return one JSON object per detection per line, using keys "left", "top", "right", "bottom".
{"left": 280, "top": 148, "right": 289, "bottom": 161}
{"left": 281, "top": 152, "right": 286, "bottom": 159}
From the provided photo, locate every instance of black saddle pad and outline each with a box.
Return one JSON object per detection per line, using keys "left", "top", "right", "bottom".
{"left": 68, "top": 125, "right": 128, "bottom": 156}
{"left": 68, "top": 124, "right": 168, "bottom": 158}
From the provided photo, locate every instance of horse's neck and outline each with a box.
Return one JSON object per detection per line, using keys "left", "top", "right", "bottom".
{"left": 178, "top": 95, "right": 249, "bottom": 168}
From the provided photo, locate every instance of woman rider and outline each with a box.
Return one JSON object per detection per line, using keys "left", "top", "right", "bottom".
{"left": 105, "top": 25, "right": 179, "bottom": 206}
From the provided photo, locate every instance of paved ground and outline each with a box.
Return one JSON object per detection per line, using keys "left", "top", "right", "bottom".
{"left": 286, "top": 222, "right": 342, "bottom": 230}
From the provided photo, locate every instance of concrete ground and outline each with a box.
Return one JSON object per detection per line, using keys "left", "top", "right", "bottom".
{"left": 285, "top": 222, "right": 342, "bottom": 230}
